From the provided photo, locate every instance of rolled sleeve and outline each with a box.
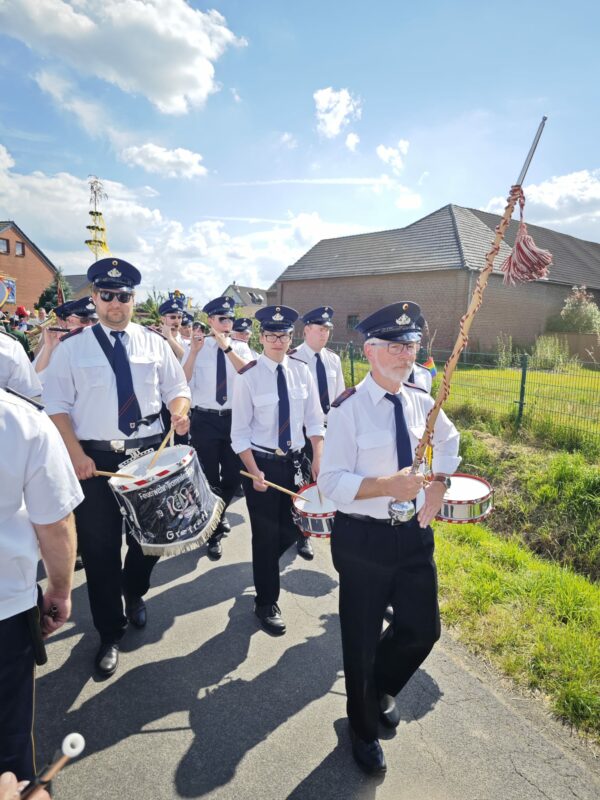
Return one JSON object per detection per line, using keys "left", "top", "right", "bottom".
{"left": 41, "top": 345, "right": 76, "bottom": 416}
{"left": 431, "top": 408, "right": 461, "bottom": 475}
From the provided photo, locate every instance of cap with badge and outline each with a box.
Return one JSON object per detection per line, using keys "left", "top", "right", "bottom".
{"left": 55, "top": 297, "right": 98, "bottom": 321}
{"left": 158, "top": 298, "right": 184, "bottom": 316}
{"left": 355, "top": 301, "right": 424, "bottom": 342}
{"left": 232, "top": 317, "right": 252, "bottom": 333}
{"left": 181, "top": 311, "right": 194, "bottom": 327}
{"left": 255, "top": 305, "right": 298, "bottom": 332}
{"left": 87, "top": 257, "right": 141, "bottom": 289}
{"left": 301, "top": 306, "right": 334, "bottom": 328}
{"left": 202, "top": 296, "right": 236, "bottom": 318}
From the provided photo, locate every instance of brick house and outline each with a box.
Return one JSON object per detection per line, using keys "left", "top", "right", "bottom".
{"left": 0, "top": 221, "right": 57, "bottom": 312}
{"left": 268, "top": 205, "right": 600, "bottom": 350}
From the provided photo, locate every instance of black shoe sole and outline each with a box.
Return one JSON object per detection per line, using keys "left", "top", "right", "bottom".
{"left": 207, "top": 550, "right": 223, "bottom": 560}
{"left": 352, "top": 753, "right": 387, "bottom": 776}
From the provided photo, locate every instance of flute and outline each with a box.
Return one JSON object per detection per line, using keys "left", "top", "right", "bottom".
{"left": 20, "top": 733, "right": 85, "bottom": 798}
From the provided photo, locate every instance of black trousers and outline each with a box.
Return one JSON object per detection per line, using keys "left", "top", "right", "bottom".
{"left": 241, "top": 455, "right": 301, "bottom": 607}
{"left": 76, "top": 446, "right": 159, "bottom": 644}
{"left": 0, "top": 610, "right": 36, "bottom": 780}
{"left": 190, "top": 409, "right": 240, "bottom": 541}
{"left": 331, "top": 512, "right": 441, "bottom": 742}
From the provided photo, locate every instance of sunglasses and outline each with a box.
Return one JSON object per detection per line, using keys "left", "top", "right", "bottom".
{"left": 98, "top": 290, "right": 133, "bottom": 303}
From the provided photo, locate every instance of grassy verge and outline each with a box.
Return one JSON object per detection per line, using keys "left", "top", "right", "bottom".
{"left": 435, "top": 522, "right": 600, "bottom": 742}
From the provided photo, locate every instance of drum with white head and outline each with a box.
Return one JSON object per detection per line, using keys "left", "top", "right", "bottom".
{"left": 292, "top": 483, "right": 336, "bottom": 538}
{"left": 435, "top": 473, "right": 494, "bottom": 524}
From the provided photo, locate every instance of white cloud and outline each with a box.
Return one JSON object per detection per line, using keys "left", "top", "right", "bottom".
{"left": 395, "top": 187, "right": 422, "bottom": 210}
{"left": 35, "top": 70, "right": 208, "bottom": 179}
{"left": 226, "top": 176, "right": 395, "bottom": 187}
{"left": 485, "top": 169, "right": 600, "bottom": 240}
{"left": 376, "top": 139, "right": 410, "bottom": 175}
{"left": 313, "top": 87, "right": 361, "bottom": 139}
{"left": 120, "top": 144, "right": 207, "bottom": 179}
{"left": 0, "top": 145, "right": 362, "bottom": 305}
{"left": 345, "top": 133, "right": 360, "bottom": 152}
{"left": 279, "top": 132, "right": 298, "bottom": 150}
{"left": 230, "top": 88, "right": 242, "bottom": 103}
{"left": 0, "top": 0, "right": 245, "bottom": 114}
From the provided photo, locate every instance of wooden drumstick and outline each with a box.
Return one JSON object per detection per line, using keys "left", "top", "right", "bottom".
{"left": 20, "top": 733, "right": 85, "bottom": 798}
{"left": 147, "top": 398, "right": 190, "bottom": 471}
{"left": 239, "top": 470, "right": 305, "bottom": 501}
{"left": 94, "top": 470, "right": 136, "bottom": 480}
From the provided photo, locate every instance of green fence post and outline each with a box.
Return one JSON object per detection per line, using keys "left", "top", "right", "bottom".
{"left": 349, "top": 342, "right": 355, "bottom": 386}
{"left": 516, "top": 353, "right": 528, "bottom": 427}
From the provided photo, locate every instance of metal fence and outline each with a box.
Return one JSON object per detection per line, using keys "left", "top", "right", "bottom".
{"left": 320, "top": 341, "right": 600, "bottom": 456}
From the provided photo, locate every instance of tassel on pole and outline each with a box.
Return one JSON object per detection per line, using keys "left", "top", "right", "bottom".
{"left": 500, "top": 189, "right": 553, "bottom": 285}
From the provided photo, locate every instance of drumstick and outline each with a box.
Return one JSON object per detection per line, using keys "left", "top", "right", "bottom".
{"left": 20, "top": 733, "right": 85, "bottom": 798}
{"left": 147, "top": 398, "right": 191, "bottom": 470}
{"left": 239, "top": 470, "right": 305, "bottom": 501}
{"left": 94, "top": 470, "right": 136, "bottom": 479}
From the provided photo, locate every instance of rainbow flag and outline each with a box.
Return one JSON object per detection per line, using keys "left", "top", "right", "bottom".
{"left": 419, "top": 356, "right": 437, "bottom": 378}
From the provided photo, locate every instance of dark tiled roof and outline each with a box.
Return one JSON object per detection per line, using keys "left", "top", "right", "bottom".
{"left": 223, "top": 284, "right": 268, "bottom": 306}
{"left": 276, "top": 205, "right": 600, "bottom": 290}
{"left": 64, "top": 274, "right": 91, "bottom": 294}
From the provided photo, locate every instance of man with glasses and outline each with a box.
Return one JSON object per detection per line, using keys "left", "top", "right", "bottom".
{"left": 318, "top": 302, "right": 460, "bottom": 775}
{"left": 158, "top": 297, "right": 187, "bottom": 362}
{"left": 231, "top": 305, "right": 325, "bottom": 635}
{"left": 183, "top": 297, "right": 250, "bottom": 559}
{"left": 42, "top": 258, "right": 191, "bottom": 677}
{"left": 289, "top": 306, "right": 345, "bottom": 559}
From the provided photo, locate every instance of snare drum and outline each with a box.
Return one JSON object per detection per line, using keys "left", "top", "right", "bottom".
{"left": 435, "top": 473, "right": 494, "bottom": 524}
{"left": 109, "top": 445, "right": 224, "bottom": 557}
{"left": 292, "top": 483, "right": 336, "bottom": 538}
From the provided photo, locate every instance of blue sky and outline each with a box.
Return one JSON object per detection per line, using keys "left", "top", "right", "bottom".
{"left": 0, "top": 0, "right": 598, "bottom": 305}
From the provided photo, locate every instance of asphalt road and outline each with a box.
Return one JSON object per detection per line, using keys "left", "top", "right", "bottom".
{"left": 36, "top": 495, "right": 600, "bottom": 799}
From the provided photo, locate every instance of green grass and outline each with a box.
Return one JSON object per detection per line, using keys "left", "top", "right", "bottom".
{"left": 435, "top": 522, "right": 600, "bottom": 741}
{"left": 340, "top": 357, "right": 600, "bottom": 458}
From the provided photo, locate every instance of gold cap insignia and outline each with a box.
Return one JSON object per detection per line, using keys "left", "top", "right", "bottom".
{"left": 272, "top": 310, "right": 284, "bottom": 321}
{"left": 108, "top": 267, "right": 122, "bottom": 277}
{"left": 396, "top": 314, "right": 411, "bottom": 326}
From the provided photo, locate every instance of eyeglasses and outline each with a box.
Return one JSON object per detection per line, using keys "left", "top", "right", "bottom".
{"left": 263, "top": 333, "right": 291, "bottom": 343}
{"left": 98, "top": 290, "right": 133, "bottom": 304}
{"left": 370, "top": 341, "right": 418, "bottom": 355}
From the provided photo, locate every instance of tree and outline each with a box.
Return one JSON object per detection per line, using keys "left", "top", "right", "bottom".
{"left": 36, "top": 268, "right": 72, "bottom": 311}
{"left": 546, "top": 286, "right": 600, "bottom": 334}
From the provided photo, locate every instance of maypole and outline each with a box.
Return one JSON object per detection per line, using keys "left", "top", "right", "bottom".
{"left": 85, "top": 176, "right": 110, "bottom": 261}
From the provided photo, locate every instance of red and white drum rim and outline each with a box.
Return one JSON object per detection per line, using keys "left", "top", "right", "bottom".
{"left": 111, "top": 446, "right": 194, "bottom": 492}
{"left": 293, "top": 483, "right": 336, "bottom": 518}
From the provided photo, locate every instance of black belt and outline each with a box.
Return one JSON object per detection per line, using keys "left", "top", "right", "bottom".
{"left": 338, "top": 511, "right": 404, "bottom": 527}
{"left": 252, "top": 448, "right": 302, "bottom": 462}
{"left": 80, "top": 434, "right": 163, "bottom": 454}
{"left": 193, "top": 406, "right": 232, "bottom": 416}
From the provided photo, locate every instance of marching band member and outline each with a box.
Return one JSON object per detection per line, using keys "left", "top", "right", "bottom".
{"left": 230, "top": 317, "right": 259, "bottom": 359}
{"left": 231, "top": 305, "right": 325, "bottom": 635}
{"left": 0, "top": 388, "right": 82, "bottom": 780}
{"left": 318, "top": 302, "right": 460, "bottom": 774}
{"left": 289, "top": 306, "right": 345, "bottom": 559}
{"left": 0, "top": 328, "right": 42, "bottom": 396}
{"left": 33, "top": 297, "right": 98, "bottom": 378}
{"left": 42, "top": 258, "right": 190, "bottom": 677}
{"left": 158, "top": 297, "right": 186, "bottom": 361}
{"left": 183, "top": 297, "right": 250, "bottom": 559}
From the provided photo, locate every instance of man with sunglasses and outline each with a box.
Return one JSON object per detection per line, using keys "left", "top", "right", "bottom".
{"left": 42, "top": 258, "right": 191, "bottom": 677}
{"left": 158, "top": 297, "right": 187, "bottom": 361}
{"left": 231, "top": 305, "right": 325, "bottom": 635}
{"left": 183, "top": 297, "right": 250, "bottom": 559}
{"left": 289, "top": 306, "right": 345, "bottom": 560}
{"left": 231, "top": 317, "right": 260, "bottom": 360}
{"left": 317, "top": 301, "right": 460, "bottom": 775}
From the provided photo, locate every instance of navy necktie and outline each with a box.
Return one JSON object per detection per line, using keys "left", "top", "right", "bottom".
{"left": 315, "top": 352, "right": 330, "bottom": 414}
{"left": 110, "top": 331, "right": 142, "bottom": 436}
{"left": 276, "top": 364, "right": 291, "bottom": 454}
{"left": 216, "top": 347, "right": 227, "bottom": 405}
{"left": 384, "top": 392, "right": 413, "bottom": 469}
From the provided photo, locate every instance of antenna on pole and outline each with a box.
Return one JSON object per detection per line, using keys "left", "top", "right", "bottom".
{"left": 85, "top": 176, "right": 110, "bottom": 261}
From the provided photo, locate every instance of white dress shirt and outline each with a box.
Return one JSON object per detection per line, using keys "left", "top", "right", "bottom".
{"left": 318, "top": 372, "right": 460, "bottom": 518}
{"left": 410, "top": 363, "right": 433, "bottom": 392}
{"left": 183, "top": 336, "right": 250, "bottom": 411}
{"left": 0, "top": 331, "right": 42, "bottom": 397}
{"left": 0, "top": 389, "right": 84, "bottom": 619}
{"left": 42, "top": 322, "right": 191, "bottom": 441}
{"left": 231, "top": 353, "right": 326, "bottom": 454}
{"left": 292, "top": 343, "right": 346, "bottom": 407}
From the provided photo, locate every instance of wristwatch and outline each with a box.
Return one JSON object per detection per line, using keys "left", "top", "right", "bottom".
{"left": 223, "top": 345, "right": 233, "bottom": 354}
{"left": 431, "top": 474, "right": 452, "bottom": 489}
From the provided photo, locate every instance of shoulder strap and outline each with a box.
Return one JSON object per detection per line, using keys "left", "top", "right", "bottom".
{"left": 403, "top": 381, "right": 427, "bottom": 394}
{"left": 60, "top": 326, "right": 85, "bottom": 342}
{"left": 5, "top": 387, "right": 44, "bottom": 410}
{"left": 238, "top": 359, "right": 257, "bottom": 375}
{"left": 331, "top": 386, "right": 357, "bottom": 407}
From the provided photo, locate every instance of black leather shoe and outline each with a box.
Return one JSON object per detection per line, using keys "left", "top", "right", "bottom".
{"left": 383, "top": 605, "right": 394, "bottom": 624}
{"left": 379, "top": 693, "right": 401, "bottom": 729}
{"left": 207, "top": 538, "right": 223, "bottom": 560}
{"left": 219, "top": 515, "right": 231, "bottom": 533}
{"left": 349, "top": 725, "right": 386, "bottom": 775}
{"left": 254, "top": 602, "right": 286, "bottom": 635}
{"left": 297, "top": 534, "right": 314, "bottom": 560}
{"left": 125, "top": 596, "right": 147, "bottom": 628}
{"left": 95, "top": 643, "right": 119, "bottom": 676}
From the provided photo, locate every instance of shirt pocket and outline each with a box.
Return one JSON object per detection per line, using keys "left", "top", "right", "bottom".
{"left": 254, "top": 392, "right": 278, "bottom": 424}
{"left": 73, "top": 357, "right": 110, "bottom": 388}
{"left": 130, "top": 355, "right": 157, "bottom": 385}
{"left": 356, "top": 429, "right": 395, "bottom": 457}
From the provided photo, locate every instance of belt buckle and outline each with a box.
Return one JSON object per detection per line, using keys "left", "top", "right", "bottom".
{"left": 110, "top": 440, "right": 125, "bottom": 453}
